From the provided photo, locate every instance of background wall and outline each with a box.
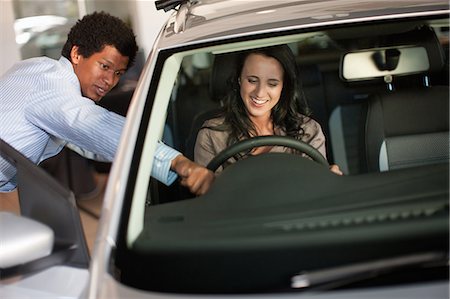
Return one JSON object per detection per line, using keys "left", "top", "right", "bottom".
{"left": 0, "top": 0, "right": 21, "bottom": 76}
{"left": 0, "top": 0, "right": 170, "bottom": 76}
{"left": 132, "top": 0, "right": 169, "bottom": 57}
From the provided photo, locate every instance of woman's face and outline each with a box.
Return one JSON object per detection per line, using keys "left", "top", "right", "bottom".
{"left": 239, "top": 53, "right": 284, "bottom": 120}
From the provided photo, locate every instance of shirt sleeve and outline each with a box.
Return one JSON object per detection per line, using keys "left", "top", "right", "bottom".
{"left": 0, "top": 180, "right": 17, "bottom": 192}
{"left": 25, "top": 90, "right": 124, "bottom": 162}
{"left": 152, "top": 141, "right": 181, "bottom": 185}
{"left": 66, "top": 142, "right": 110, "bottom": 162}
{"left": 25, "top": 94, "right": 182, "bottom": 185}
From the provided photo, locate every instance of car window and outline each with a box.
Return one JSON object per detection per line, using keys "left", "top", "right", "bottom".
{"left": 116, "top": 15, "right": 449, "bottom": 294}
{"left": 126, "top": 33, "right": 338, "bottom": 240}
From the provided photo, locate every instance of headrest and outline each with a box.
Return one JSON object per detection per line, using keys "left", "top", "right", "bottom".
{"left": 340, "top": 26, "right": 445, "bottom": 82}
{"left": 299, "top": 64, "right": 322, "bottom": 87}
{"left": 209, "top": 52, "right": 239, "bottom": 102}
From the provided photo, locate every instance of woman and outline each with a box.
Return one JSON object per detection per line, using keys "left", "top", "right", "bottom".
{"left": 194, "top": 44, "right": 341, "bottom": 175}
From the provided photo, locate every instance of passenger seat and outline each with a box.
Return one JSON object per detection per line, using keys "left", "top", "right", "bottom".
{"left": 365, "top": 86, "right": 448, "bottom": 171}
{"left": 338, "top": 26, "right": 449, "bottom": 172}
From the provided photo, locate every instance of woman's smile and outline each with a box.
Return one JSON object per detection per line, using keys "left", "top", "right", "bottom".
{"left": 250, "top": 96, "right": 270, "bottom": 106}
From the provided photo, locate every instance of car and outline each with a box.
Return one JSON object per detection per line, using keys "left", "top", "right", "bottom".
{"left": 1, "top": 0, "right": 448, "bottom": 298}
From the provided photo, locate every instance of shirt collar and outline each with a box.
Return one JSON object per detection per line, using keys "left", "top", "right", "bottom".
{"left": 58, "top": 56, "right": 81, "bottom": 90}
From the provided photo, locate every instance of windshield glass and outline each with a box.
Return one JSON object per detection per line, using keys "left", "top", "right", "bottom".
{"left": 114, "top": 17, "right": 449, "bottom": 294}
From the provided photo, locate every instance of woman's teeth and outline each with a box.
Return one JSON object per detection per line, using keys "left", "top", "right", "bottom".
{"left": 252, "top": 97, "right": 268, "bottom": 105}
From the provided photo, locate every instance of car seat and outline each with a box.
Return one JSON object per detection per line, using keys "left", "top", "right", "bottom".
{"left": 341, "top": 26, "right": 449, "bottom": 172}
{"left": 184, "top": 52, "right": 237, "bottom": 160}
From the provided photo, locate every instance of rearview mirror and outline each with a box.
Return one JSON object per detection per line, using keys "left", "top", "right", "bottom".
{"left": 341, "top": 46, "right": 429, "bottom": 81}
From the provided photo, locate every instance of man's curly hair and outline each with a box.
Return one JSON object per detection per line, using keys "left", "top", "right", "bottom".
{"left": 61, "top": 11, "right": 138, "bottom": 69}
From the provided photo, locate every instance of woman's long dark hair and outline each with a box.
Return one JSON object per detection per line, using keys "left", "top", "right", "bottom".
{"left": 213, "top": 44, "right": 310, "bottom": 147}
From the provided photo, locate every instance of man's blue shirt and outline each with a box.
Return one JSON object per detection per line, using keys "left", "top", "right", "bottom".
{"left": 0, "top": 56, "right": 179, "bottom": 191}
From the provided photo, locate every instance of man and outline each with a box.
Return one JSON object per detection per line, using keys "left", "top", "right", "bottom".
{"left": 0, "top": 12, "right": 214, "bottom": 196}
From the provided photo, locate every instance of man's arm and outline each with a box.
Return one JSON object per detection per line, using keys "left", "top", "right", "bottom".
{"left": 153, "top": 142, "right": 214, "bottom": 196}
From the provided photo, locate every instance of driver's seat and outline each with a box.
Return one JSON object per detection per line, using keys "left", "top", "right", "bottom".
{"left": 184, "top": 52, "right": 237, "bottom": 160}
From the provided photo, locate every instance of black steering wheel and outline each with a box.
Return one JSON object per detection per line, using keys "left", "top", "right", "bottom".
{"left": 206, "top": 135, "right": 329, "bottom": 172}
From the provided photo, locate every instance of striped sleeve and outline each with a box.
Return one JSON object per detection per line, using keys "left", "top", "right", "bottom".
{"left": 152, "top": 142, "right": 181, "bottom": 185}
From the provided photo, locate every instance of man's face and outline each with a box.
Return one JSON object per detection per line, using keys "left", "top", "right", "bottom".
{"left": 71, "top": 45, "right": 129, "bottom": 101}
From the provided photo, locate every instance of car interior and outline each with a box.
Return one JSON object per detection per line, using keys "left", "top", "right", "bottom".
{"left": 335, "top": 25, "right": 449, "bottom": 173}
{"left": 148, "top": 19, "right": 449, "bottom": 203}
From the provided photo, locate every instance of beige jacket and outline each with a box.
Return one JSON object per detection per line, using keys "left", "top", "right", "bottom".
{"left": 194, "top": 116, "right": 327, "bottom": 172}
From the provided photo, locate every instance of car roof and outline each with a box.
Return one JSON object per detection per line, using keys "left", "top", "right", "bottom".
{"left": 156, "top": 0, "right": 449, "bottom": 48}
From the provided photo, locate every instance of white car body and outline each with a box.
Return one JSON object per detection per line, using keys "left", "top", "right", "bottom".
{"left": 1, "top": 0, "right": 448, "bottom": 298}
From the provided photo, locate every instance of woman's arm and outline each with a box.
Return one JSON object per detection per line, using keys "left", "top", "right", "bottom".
{"left": 194, "top": 127, "right": 218, "bottom": 167}
{"left": 301, "top": 117, "right": 343, "bottom": 175}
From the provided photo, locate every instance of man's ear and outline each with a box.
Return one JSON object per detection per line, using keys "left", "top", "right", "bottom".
{"left": 70, "top": 46, "right": 81, "bottom": 64}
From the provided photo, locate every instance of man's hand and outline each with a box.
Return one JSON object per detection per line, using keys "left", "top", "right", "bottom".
{"left": 329, "top": 164, "right": 343, "bottom": 175}
{"left": 171, "top": 155, "right": 215, "bottom": 196}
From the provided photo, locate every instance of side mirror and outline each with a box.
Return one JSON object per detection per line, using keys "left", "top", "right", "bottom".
{"left": 0, "top": 212, "right": 54, "bottom": 268}
{"left": 0, "top": 139, "right": 90, "bottom": 275}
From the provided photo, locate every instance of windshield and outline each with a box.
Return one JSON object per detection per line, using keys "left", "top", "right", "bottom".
{"left": 113, "top": 16, "right": 449, "bottom": 294}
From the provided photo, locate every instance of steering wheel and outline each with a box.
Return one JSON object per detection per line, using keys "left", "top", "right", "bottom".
{"left": 206, "top": 135, "right": 329, "bottom": 172}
